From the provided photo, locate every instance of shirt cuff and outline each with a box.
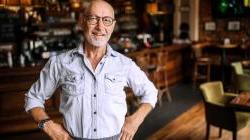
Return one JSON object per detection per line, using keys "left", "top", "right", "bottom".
{"left": 24, "top": 96, "right": 45, "bottom": 112}
{"left": 140, "top": 89, "right": 158, "bottom": 108}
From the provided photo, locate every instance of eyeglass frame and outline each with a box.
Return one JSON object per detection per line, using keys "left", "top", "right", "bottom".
{"left": 84, "top": 15, "right": 116, "bottom": 26}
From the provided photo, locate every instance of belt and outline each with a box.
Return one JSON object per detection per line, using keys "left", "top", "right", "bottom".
{"left": 74, "top": 133, "right": 120, "bottom": 140}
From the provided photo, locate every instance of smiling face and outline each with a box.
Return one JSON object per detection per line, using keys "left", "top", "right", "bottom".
{"left": 82, "top": 0, "right": 116, "bottom": 48}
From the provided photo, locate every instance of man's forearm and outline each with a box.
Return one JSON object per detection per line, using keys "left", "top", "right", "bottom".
{"left": 29, "top": 107, "right": 50, "bottom": 123}
{"left": 29, "top": 107, "right": 72, "bottom": 139}
{"left": 130, "top": 103, "right": 153, "bottom": 124}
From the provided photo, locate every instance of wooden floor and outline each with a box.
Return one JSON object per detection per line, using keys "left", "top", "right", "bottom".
{"left": 148, "top": 102, "right": 250, "bottom": 140}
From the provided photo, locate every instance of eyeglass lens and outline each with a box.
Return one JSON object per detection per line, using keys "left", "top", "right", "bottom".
{"left": 86, "top": 16, "right": 114, "bottom": 26}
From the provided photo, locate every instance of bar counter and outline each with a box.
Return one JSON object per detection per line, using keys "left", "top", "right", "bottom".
{"left": 127, "top": 44, "right": 190, "bottom": 86}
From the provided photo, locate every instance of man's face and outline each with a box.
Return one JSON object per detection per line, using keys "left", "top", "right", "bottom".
{"left": 83, "top": 2, "right": 116, "bottom": 47}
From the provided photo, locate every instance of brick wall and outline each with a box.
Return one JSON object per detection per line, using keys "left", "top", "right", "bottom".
{"left": 199, "top": 0, "right": 250, "bottom": 44}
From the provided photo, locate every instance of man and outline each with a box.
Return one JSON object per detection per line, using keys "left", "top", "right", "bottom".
{"left": 24, "top": 0, "right": 158, "bottom": 140}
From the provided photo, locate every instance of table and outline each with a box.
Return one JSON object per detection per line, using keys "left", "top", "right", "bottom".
{"left": 217, "top": 44, "right": 238, "bottom": 85}
{"left": 229, "top": 92, "right": 250, "bottom": 112}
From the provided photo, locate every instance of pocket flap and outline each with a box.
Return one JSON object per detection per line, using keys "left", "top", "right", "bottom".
{"left": 64, "top": 73, "right": 84, "bottom": 83}
{"left": 105, "top": 73, "right": 122, "bottom": 82}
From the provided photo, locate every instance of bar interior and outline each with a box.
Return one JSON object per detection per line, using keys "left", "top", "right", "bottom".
{"left": 0, "top": 0, "right": 250, "bottom": 139}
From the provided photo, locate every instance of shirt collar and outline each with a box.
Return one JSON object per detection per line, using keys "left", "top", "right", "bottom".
{"left": 106, "top": 44, "right": 118, "bottom": 57}
{"left": 72, "top": 43, "right": 118, "bottom": 57}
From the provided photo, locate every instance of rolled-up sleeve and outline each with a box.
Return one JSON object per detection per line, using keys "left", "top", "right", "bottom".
{"left": 24, "top": 56, "right": 61, "bottom": 112}
{"left": 127, "top": 61, "right": 158, "bottom": 108}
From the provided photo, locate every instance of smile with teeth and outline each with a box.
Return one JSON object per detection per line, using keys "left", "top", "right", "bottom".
{"left": 92, "top": 32, "right": 105, "bottom": 36}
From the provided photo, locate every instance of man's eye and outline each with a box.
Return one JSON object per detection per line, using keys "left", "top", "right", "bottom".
{"left": 89, "top": 17, "right": 96, "bottom": 20}
{"left": 103, "top": 18, "right": 112, "bottom": 22}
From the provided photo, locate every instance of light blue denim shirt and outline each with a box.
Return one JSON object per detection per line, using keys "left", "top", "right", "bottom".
{"left": 24, "top": 44, "right": 158, "bottom": 139}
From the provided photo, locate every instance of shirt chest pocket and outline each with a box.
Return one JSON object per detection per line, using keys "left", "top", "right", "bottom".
{"left": 62, "top": 73, "right": 85, "bottom": 96}
{"left": 104, "top": 73, "right": 126, "bottom": 95}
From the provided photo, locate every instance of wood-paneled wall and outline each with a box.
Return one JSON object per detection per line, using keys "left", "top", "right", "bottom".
{"left": 0, "top": 66, "right": 62, "bottom": 134}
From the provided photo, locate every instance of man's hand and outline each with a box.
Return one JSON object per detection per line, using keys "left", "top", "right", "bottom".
{"left": 43, "top": 120, "right": 73, "bottom": 140}
{"left": 28, "top": 108, "right": 72, "bottom": 140}
{"left": 120, "top": 103, "right": 153, "bottom": 140}
{"left": 120, "top": 115, "right": 141, "bottom": 140}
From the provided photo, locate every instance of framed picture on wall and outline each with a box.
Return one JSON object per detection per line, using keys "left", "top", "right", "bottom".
{"left": 204, "top": 21, "right": 216, "bottom": 31}
{"left": 228, "top": 21, "right": 240, "bottom": 31}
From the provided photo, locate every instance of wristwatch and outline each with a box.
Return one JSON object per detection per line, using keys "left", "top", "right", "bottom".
{"left": 38, "top": 118, "right": 51, "bottom": 129}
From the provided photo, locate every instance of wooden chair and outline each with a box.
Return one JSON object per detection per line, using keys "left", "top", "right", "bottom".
{"left": 154, "top": 65, "right": 172, "bottom": 106}
{"left": 154, "top": 49, "right": 172, "bottom": 106}
{"left": 128, "top": 48, "right": 172, "bottom": 107}
{"left": 200, "top": 81, "right": 250, "bottom": 140}
{"left": 231, "top": 61, "right": 250, "bottom": 93}
{"left": 193, "top": 57, "right": 212, "bottom": 87}
{"left": 192, "top": 43, "right": 213, "bottom": 88}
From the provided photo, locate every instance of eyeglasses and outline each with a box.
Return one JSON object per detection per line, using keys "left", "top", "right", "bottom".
{"left": 85, "top": 15, "right": 115, "bottom": 26}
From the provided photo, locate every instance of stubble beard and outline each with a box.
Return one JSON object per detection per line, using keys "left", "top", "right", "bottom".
{"left": 85, "top": 34, "right": 110, "bottom": 47}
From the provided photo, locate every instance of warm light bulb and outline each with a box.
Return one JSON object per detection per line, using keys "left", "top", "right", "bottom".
{"left": 72, "top": 2, "right": 80, "bottom": 8}
{"left": 146, "top": 3, "right": 158, "bottom": 14}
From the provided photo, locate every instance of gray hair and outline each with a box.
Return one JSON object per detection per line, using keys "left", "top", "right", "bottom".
{"left": 81, "top": 0, "right": 91, "bottom": 15}
{"left": 81, "top": 0, "right": 114, "bottom": 16}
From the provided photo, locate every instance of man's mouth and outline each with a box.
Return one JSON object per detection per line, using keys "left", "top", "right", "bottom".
{"left": 92, "top": 32, "right": 105, "bottom": 36}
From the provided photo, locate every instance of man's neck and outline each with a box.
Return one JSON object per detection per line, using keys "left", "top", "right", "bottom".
{"left": 83, "top": 42, "right": 107, "bottom": 70}
{"left": 84, "top": 42, "right": 107, "bottom": 58}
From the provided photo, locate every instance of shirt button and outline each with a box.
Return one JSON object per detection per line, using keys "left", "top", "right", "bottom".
{"left": 93, "top": 94, "right": 96, "bottom": 97}
{"left": 94, "top": 128, "right": 97, "bottom": 132}
{"left": 94, "top": 111, "right": 97, "bottom": 114}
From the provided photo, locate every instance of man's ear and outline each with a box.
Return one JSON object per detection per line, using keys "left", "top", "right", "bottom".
{"left": 113, "top": 20, "right": 116, "bottom": 27}
{"left": 78, "top": 14, "right": 84, "bottom": 26}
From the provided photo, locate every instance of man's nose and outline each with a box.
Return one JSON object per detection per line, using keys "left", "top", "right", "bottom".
{"left": 95, "top": 19, "right": 105, "bottom": 29}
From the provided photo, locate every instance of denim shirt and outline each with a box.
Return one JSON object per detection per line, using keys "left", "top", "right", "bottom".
{"left": 24, "top": 44, "right": 158, "bottom": 139}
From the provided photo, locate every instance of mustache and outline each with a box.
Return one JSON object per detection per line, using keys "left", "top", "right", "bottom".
{"left": 92, "top": 30, "right": 106, "bottom": 35}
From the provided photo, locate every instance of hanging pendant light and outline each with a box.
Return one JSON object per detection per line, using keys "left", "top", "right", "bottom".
{"left": 20, "top": 0, "right": 31, "bottom": 6}
{"left": 6, "top": 0, "right": 20, "bottom": 6}
{"left": 70, "top": 0, "right": 81, "bottom": 9}
{"left": 146, "top": 2, "right": 158, "bottom": 14}
{"left": 146, "top": 0, "right": 166, "bottom": 16}
{"left": 5, "top": 0, "right": 31, "bottom": 6}
{"left": 0, "top": 0, "right": 6, "bottom": 6}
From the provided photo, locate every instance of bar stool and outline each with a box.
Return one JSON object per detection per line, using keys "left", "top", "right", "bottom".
{"left": 192, "top": 42, "right": 214, "bottom": 88}
{"left": 0, "top": 43, "right": 14, "bottom": 68}
{"left": 155, "top": 48, "right": 172, "bottom": 106}
{"left": 193, "top": 57, "right": 212, "bottom": 87}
